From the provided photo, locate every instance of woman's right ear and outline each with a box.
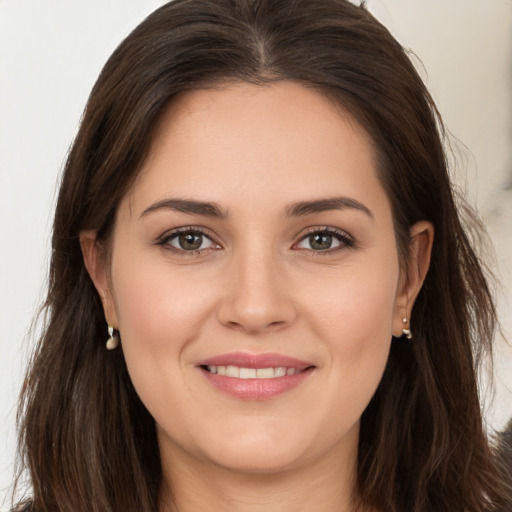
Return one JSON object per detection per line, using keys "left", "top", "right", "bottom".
{"left": 79, "top": 230, "right": 118, "bottom": 325}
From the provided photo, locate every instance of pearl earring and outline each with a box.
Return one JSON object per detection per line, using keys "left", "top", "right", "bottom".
{"left": 402, "top": 316, "right": 412, "bottom": 339}
{"left": 106, "top": 324, "right": 119, "bottom": 350}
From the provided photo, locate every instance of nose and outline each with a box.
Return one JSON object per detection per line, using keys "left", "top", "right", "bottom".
{"left": 216, "top": 244, "right": 298, "bottom": 335}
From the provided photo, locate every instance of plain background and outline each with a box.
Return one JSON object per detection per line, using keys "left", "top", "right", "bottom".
{"left": 1, "top": 0, "right": 511, "bottom": 506}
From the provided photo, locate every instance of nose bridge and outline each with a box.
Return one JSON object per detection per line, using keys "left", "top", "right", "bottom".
{"left": 238, "top": 238, "right": 278, "bottom": 302}
{"left": 218, "top": 233, "right": 296, "bottom": 333}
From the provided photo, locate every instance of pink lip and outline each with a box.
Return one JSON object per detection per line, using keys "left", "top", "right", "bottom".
{"left": 197, "top": 351, "right": 315, "bottom": 401}
{"left": 197, "top": 351, "right": 312, "bottom": 370}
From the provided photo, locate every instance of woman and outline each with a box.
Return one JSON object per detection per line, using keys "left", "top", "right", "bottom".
{"left": 12, "top": 0, "right": 511, "bottom": 511}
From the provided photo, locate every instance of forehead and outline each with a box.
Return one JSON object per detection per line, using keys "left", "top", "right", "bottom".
{"left": 125, "top": 81, "right": 389, "bottom": 218}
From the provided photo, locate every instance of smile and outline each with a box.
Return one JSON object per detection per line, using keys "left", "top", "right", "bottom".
{"left": 197, "top": 352, "right": 315, "bottom": 400}
{"left": 205, "top": 365, "right": 300, "bottom": 378}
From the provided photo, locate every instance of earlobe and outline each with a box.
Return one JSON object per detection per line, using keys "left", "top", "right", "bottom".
{"left": 393, "top": 221, "right": 434, "bottom": 337}
{"left": 79, "top": 230, "right": 118, "bottom": 326}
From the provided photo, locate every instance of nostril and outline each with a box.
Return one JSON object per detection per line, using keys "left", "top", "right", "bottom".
{"left": 216, "top": 291, "right": 298, "bottom": 334}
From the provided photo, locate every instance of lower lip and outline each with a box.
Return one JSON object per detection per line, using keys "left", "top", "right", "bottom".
{"left": 200, "top": 368, "right": 314, "bottom": 400}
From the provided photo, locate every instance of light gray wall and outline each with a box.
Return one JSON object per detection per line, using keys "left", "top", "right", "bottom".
{"left": 1, "top": 0, "right": 511, "bottom": 506}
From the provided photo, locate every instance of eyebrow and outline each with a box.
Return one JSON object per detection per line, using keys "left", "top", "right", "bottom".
{"left": 284, "top": 196, "right": 373, "bottom": 219}
{"left": 139, "top": 196, "right": 373, "bottom": 221}
{"left": 139, "top": 198, "right": 227, "bottom": 219}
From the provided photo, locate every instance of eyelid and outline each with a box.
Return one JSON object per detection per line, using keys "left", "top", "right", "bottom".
{"left": 155, "top": 225, "right": 354, "bottom": 255}
{"left": 156, "top": 226, "right": 222, "bottom": 254}
{"left": 293, "top": 226, "right": 355, "bottom": 252}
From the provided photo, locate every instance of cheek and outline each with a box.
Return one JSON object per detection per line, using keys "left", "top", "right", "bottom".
{"left": 109, "top": 253, "right": 218, "bottom": 403}
{"left": 306, "top": 257, "right": 399, "bottom": 341}
{"left": 305, "top": 257, "right": 398, "bottom": 404}
{"left": 109, "top": 259, "right": 219, "bottom": 422}
{"left": 112, "top": 257, "right": 213, "bottom": 346}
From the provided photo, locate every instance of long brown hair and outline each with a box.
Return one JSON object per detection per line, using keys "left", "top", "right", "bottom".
{"left": 15, "top": 0, "right": 510, "bottom": 510}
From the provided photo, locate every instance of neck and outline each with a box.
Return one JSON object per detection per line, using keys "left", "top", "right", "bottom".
{"left": 158, "top": 435, "right": 363, "bottom": 512}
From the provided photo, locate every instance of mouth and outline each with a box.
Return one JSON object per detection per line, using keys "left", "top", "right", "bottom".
{"left": 201, "top": 365, "right": 305, "bottom": 378}
{"left": 197, "top": 352, "right": 315, "bottom": 400}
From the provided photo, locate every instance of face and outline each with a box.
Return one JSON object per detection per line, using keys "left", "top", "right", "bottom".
{"left": 88, "top": 82, "right": 418, "bottom": 477}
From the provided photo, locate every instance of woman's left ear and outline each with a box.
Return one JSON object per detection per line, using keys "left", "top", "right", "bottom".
{"left": 79, "top": 229, "right": 119, "bottom": 327}
{"left": 393, "top": 221, "right": 434, "bottom": 337}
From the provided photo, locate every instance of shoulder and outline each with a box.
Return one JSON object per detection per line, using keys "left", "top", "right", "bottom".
{"left": 497, "top": 419, "right": 512, "bottom": 468}
{"left": 496, "top": 420, "right": 512, "bottom": 512}
{"left": 11, "top": 502, "right": 32, "bottom": 512}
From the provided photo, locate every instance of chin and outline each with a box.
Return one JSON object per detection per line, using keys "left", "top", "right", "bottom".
{"left": 194, "top": 421, "right": 329, "bottom": 475}
{"left": 207, "top": 444, "right": 308, "bottom": 475}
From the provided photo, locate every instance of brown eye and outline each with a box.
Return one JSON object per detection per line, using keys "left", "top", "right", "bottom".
{"left": 178, "top": 233, "right": 203, "bottom": 250}
{"left": 164, "top": 230, "right": 216, "bottom": 251}
{"left": 308, "top": 233, "right": 334, "bottom": 251}
{"left": 296, "top": 229, "right": 353, "bottom": 252}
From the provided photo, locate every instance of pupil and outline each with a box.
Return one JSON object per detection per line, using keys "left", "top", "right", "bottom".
{"left": 310, "top": 233, "right": 332, "bottom": 250}
{"left": 179, "top": 233, "right": 202, "bottom": 250}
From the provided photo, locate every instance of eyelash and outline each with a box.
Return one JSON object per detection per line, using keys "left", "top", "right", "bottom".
{"left": 156, "top": 226, "right": 220, "bottom": 255}
{"left": 294, "top": 227, "right": 355, "bottom": 255}
{"left": 156, "top": 226, "right": 355, "bottom": 256}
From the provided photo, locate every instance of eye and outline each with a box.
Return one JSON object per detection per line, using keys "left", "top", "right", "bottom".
{"left": 295, "top": 228, "right": 354, "bottom": 252}
{"left": 158, "top": 228, "right": 218, "bottom": 253}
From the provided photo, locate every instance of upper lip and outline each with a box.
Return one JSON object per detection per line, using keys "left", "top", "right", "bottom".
{"left": 197, "top": 351, "right": 313, "bottom": 371}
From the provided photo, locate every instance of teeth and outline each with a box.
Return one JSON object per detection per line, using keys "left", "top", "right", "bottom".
{"left": 256, "top": 367, "right": 274, "bottom": 378}
{"left": 275, "top": 367, "right": 287, "bottom": 377}
{"left": 225, "top": 365, "right": 239, "bottom": 377}
{"left": 240, "top": 368, "right": 257, "bottom": 379}
{"left": 206, "top": 365, "right": 299, "bottom": 379}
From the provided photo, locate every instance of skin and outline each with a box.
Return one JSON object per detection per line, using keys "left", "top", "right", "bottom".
{"left": 81, "top": 81, "right": 433, "bottom": 512}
